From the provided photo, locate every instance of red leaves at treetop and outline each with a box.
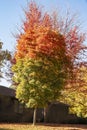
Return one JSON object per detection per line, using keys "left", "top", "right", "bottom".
{"left": 14, "top": 1, "right": 87, "bottom": 69}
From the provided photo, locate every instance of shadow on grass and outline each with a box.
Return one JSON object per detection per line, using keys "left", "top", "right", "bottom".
{"left": 35, "top": 123, "right": 87, "bottom": 130}
{"left": 0, "top": 128, "right": 13, "bottom": 130}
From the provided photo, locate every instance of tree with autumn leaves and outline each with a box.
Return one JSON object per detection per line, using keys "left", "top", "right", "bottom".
{"left": 12, "top": 1, "right": 87, "bottom": 125}
{"left": 60, "top": 66, "right": 87, "bottom": 118}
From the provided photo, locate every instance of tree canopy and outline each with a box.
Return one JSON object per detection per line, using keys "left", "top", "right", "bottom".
{"left": 11, "top": 1, "right": 87, "bottom": 124}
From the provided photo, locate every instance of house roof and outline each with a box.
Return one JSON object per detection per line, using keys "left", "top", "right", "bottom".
{"left": 50, "top": 101, "right": 69, "bottom": 107}
{"left": 0, "top": 85, "right": 15, "bottom": 97}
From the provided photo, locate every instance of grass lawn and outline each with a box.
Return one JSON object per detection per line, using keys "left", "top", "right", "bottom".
{"left": 0, "top": 123, "right": 87, "bottom": 130}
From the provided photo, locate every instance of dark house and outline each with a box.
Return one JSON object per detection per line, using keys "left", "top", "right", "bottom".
{"left": 45, "top": 102, "right": 82, "bottom": 124}
{"left": 0, "top": 85, "right": 35, "bottom": 122}
{"left": 0, "top": 85, "right": 86, "bottom": 123}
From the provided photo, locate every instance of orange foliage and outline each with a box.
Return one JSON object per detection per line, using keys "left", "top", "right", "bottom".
{"left": 14, "top": 1, "right": 87, "bottom": 68}
{"left": 15, "top": 26, "right": 65, "bottom": 60}
{"left": 14, "top": 1, "right": 55, "bottom": 60}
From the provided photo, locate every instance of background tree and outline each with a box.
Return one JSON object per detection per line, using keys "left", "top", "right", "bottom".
{"left": 0, "top": 41, "right": 11, "bottom": 79}
{"left": 12, "top": 1, "right": 87, "bottom": 124}
{"left": 60, "top": 66, "right": 87, "bottom": 118}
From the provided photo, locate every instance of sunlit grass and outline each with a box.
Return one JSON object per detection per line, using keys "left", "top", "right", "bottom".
{"left": 0, "top": 123, "right": 87, "bottom": 130}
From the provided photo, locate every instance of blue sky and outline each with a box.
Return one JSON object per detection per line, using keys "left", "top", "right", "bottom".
{"left": 0, "top": 0, "right": 87, "bottom": 87}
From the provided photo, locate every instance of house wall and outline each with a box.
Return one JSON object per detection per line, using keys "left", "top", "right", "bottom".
{"left": 46, "top": 103, "right": 69, "bottom": 123}
{"left": 0, "top": 86, "right": 87, "bottom": 124}
{"left": 0, "top": 94, "right": 33, "bottom": 122}
{"left": 0, "top": 94, "right": 43, "bottom": 123}
{"left": 45, "top": 103, "right": 87, "bottom": 124}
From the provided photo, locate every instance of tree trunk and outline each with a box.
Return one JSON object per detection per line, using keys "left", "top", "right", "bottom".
{"left": 44, "top": 107, "right": 47, "bottom": 123}
{"left": 33, "top": 108, "right": 37, "bottom": 125}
